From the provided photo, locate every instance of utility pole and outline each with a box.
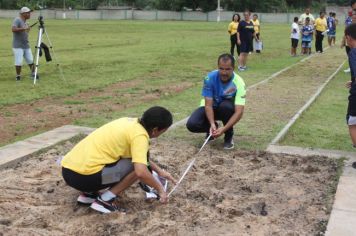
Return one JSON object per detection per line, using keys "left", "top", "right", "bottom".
{"left": 217, "top": 0, "right": 221, "bottom": 22}
{"left": 63, "top": 0, "right": 66, "bottom": 19}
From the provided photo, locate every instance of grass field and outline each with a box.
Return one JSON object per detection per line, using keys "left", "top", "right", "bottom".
{"left": 0, "top": 19, "right": 299, "bottom": 106}
{"left": 281, "top": 66, "right": 353, "bottom": 151}
{"left": 0, "top": 19, "right": 350, "bottom": 152}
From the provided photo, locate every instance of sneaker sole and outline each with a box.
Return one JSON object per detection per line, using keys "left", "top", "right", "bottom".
{"left": 90, "top": 202, "right": 112, "bottom": 214}
{"left": 223, "top": 144, "right": 235, "bottom": 150}
{"left": 77, "top": 195, "right": 96, "bottom": 205}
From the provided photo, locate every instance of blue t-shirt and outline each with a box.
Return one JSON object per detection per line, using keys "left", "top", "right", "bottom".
{"left": 201, "top": 70, "right": 246, "bottom": 107}
{"left": 302, "top": 25, "right": 313, "bottom": 42}
{"left": 346, "top": 16, "right": 352, "bottom": 26}
{"left": 327, "top": 17, "right": 335, "bottom": 31}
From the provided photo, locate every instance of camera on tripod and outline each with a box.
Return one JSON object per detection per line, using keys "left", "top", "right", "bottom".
{"left": 38, "top": 16, "right": 44, "bottom": 27}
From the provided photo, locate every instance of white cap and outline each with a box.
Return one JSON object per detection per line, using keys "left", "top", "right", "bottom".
{"left": 20, "top": 7, "right": 32, "bottom": 14}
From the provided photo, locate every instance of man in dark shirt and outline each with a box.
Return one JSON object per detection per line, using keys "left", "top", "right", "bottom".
{"left": 345, "top": 23, "right": 356, "bottom": 147}
{"left": 237, "top": 11, "right": 255, "bottom": 71}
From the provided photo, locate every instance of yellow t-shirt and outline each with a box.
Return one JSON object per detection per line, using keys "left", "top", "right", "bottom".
{"left": 252, "top": 19, "right": 260, "bottom": 33}
{"left": 315, "top": 17, "right": 327, "bottom": 32}
{"left": 228, "top": 21, "right": 238, "bottom": 35}
{"left": 61, "top": 118, "right": 149, "bottom": 175}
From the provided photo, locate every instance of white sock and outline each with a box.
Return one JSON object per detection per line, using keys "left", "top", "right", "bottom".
{"left": 101, "top": 190, "right": 116, "bottom": 201}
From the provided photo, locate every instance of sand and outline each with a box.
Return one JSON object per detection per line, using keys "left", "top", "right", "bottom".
{"left": 0, "top": 138, "right": 339, "bottom": 236}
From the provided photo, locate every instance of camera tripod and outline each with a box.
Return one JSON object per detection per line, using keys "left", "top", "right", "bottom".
{"left": 33, "top": 16, "right": 65, "bottom": 85}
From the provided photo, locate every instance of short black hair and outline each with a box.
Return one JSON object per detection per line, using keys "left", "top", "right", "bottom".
{"left": 140, "top": 106, "right": 172, "bottom": 132}
{"left": 351, "top": 0, "right": 356, "bottom": 7}
{"left": 345, "top": 23, "right": 356, "bottom": 40}
{"left": 232, "top": 13, "right": 240, "bottom": 22}
{"left": 253, "top": 14, "right": 258, "bottom": 17}
{"left": 294, "top": 16, "right": 298, "bottom": 22}
{"left": 332, "top": 12, "right": 336, "bottom": 17}
{"left": 306, "top": 17, "right": 310, "bottom": 21}
{"left": 218, "top": 53, "right": 235, "bottom": 68}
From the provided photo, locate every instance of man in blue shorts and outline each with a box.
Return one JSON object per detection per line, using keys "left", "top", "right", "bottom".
{"left": 301, "top": 17, "right": 313, "bottom": 55}
{"left": 186, "top": 54, "right": 246, "bottom": 150}
{"left": 237, "top": 11, "right": 255, "bottom": 71}
{"left": 12, "top": 7, "right": 36, "bottom": 81}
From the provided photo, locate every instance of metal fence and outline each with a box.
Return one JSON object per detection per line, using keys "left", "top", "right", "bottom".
{"left": 0, "top": 9, "right": 347, "bottom": 23}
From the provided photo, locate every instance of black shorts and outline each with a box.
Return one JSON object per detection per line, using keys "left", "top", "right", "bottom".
{"left": 240, "top": 39, "right": 253, "bottom": 53}
{"left": 62, "top": 158, "right": 134, "bottom": 192}
{"left": 291, "top": 38, "right": 298, "bottom": 48}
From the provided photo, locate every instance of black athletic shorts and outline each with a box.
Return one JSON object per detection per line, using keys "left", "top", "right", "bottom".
{"left": 62, "top": 158, "right": 134, "bottom": 192}
{"left": 240, "top": 39, "right": 253, "bottom": 53}
{"left": 291, "top": 38, "right": 299, "bottom": 48}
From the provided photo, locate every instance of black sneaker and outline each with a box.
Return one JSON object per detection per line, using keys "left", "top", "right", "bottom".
{"left": 90, "top": 196, "right": 126, "bottom": 214}
{"left": 16, "top": 75, "right": 21, "bottom": 81}
{"left": 77, "top": 192, "right": 98, "bottom": 205}
{"left": 223, "top": 138, "right": 234, "bottom": 150}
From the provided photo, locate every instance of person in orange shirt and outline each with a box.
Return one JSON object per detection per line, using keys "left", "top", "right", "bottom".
{"left": 228, "top": 13, "right": 241, "bottom": 58}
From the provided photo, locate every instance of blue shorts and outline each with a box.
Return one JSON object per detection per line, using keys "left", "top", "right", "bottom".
{"left": 328, "top": 31, "right": 336, "bottom": 37}
{"left": 12, "top": 48, "right": 33, "bottom": 66}
{"left": 240, "top": 40, "right": 252, "bottom": 53}
{"left": 302, "top": 41, "right": 312, "bottom": 48}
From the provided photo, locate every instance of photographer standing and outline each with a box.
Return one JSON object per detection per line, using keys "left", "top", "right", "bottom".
{"left": 12, "top": 7, "right": 36, "bottom": 81}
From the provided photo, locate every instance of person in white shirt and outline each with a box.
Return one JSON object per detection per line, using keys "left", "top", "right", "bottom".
{"left": 290, "top": 17, "right": 300, "bottom": 56}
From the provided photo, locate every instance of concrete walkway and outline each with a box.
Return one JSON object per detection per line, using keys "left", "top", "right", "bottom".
{"left": 0, "top": 125, "right": 94, "bottom": 169}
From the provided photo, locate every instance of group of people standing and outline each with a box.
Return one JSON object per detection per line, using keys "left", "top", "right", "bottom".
{"left": 228, "top": 11, "right": 261, "bottom": 71}
{"left": 290, "top": 8, "right": 339, "bottom": 56}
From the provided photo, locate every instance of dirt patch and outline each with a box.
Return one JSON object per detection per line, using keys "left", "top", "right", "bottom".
{"left": 0, "top": 138, "right": 339, "bottom": 235}
{"left": 0, "top": 79, "right": 193, "bottom": 146}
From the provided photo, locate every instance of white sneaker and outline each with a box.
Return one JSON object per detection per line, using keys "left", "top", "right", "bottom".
{"left": 344, "top": 68, "right": 351, "bottom": 73}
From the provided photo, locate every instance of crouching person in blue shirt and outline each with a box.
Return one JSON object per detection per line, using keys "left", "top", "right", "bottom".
{"left": 186, "top": 53, "right": 246, "bottom": 149}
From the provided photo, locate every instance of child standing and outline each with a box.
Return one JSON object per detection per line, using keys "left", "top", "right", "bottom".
{"left": 301, "top": 17, "right": 314, "bottom": 55}
{"left": 290, "top": 17, "right": 299, "bottom": 56}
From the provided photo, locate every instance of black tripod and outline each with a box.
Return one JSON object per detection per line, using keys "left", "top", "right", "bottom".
{"left": 33, "top": 16, "right": 65, "bottom": 85}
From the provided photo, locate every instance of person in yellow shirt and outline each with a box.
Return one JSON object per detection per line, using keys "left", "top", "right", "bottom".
{"left": 252, "top": 14, "right": 261, "bottom": 53}
{"left": 228, "top": 13, "right": 240, "bottom": 58}
{"left": 61, "top": 106, "right": 177, "bottom": 213}
{"left": 314, "top": 11, "right": 327, "bottom": 53}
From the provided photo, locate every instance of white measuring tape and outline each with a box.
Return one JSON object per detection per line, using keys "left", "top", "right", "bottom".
{"left": 168, "top": 133, "right": 212, "bottom": 197}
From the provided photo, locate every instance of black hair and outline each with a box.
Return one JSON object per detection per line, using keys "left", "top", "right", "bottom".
{"left": 218, "top": 53, "right": 235, "bottom": 68}
{"left": 320, "top": 11, "right": 325, "bottom": 16}
{"left": 232, "top": 13, "right": 240, "bottom": 22}
{"left": 294, "top": 16, "right": 298, "bottom": 22}
{"left": 351, "top": 0, "right": 356, "bottom": 7}
{"left": 306, "top": 17, "right": 310, "bottom": 21}
{"left": 140, "top": 106, "right": 172, "bottom": 132}
{"left": 345, "top": 23, "right": 356, "bottom": 40}
{"left": 253, "top": 14, "right": 258, "bottom": 17}
{"left": 332, "top": 12, "right": 336, "bottom": 17}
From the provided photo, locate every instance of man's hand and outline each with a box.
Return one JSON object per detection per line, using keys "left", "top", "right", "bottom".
{"left": 159, "top": 170, "right": 177, "bottom": 185}
{"left": 209, "top": 122, "right": 217, "bottom": 136}
{"left": 158, "top": 190, "right": 168, "bottom": 204}
{"left": 346, "top": 81, "right": 352, "bottom": 89}
{"left": 212, "top": 127, "right": 225, "bottom": 138}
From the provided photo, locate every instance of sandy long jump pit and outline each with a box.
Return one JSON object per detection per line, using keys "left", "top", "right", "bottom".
{"left": 0, "top": 138, "right": 340, "bottom": 236}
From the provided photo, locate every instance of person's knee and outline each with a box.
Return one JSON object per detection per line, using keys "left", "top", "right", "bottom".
{"left": 186, "top": 117, "right": 198, "bottom": 132}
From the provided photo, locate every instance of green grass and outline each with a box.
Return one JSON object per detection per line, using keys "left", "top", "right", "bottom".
{"left": 2, "top": 19, "right": 342, "bottom": 151}
{"left": 281, "top": 65, "right": 353, "bottom": 151}
{"left": 0, "top": 19, "right": 299, "bottom": 107}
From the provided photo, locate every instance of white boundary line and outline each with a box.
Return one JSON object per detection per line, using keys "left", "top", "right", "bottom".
{"left": 169, "top": 47, "right": 330, "bottom": 130}
{"left": 269, "top": 60, "right": 346, "bottom": 146}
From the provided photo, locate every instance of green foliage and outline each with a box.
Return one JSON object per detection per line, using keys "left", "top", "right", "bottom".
{"left": 0, "top": 0, "right": 348, "bottom": 12}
